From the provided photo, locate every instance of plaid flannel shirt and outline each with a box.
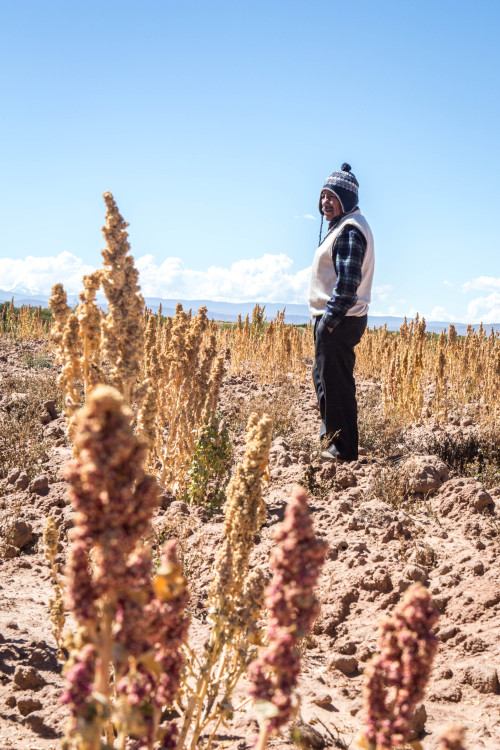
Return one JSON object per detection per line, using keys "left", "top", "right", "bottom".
{"left": 322, "top": 223, "right": 367, "bottom": 330}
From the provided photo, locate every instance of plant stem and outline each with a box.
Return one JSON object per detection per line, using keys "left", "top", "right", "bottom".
{"left": 255, "top": 725, "right": 269, "bottom": 750}
{"left": 83, "top": 334, "right": 90, "bottom": 399}
{"left": 205, "top": 714, "right": 223, "bottom": 750}
{"left": 176, "top": 617, "right": 225, "bottom": 749}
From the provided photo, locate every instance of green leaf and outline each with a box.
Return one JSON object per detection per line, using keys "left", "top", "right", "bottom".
{"left": 254, "top": 699, "right": 279, "bottom": 728}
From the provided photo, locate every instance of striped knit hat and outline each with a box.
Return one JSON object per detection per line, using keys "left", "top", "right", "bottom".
{"left": 318, "top": 163, "right": 359, "bottom": 215}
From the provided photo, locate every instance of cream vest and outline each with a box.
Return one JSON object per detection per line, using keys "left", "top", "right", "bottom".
{"left": 308, "top": 210, "right": 374, "bottom": 319}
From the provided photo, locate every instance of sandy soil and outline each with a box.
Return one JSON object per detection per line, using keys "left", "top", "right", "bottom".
{"left": 0, "top": 338, "right": 499, "bottom": 749}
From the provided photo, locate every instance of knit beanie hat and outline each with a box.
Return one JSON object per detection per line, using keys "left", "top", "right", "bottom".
{"left": 318, "top": 163, "right": 359, "bottom": 215}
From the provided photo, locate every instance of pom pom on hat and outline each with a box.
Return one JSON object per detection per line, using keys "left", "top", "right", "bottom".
{"left": 319, "top": 163, "right": 359, "bottom": 215}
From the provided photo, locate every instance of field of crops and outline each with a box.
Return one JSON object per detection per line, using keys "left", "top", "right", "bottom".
{"left": 0, "top": 194, "right": 499, "bottom": 750}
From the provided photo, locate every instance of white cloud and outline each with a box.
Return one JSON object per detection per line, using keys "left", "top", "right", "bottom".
{"left": 371, "top": 284, "right": 395, "bottom": 303}
{"left": 466, "top": 292, "right": 500, "bottom": 324}
{"left": 0, "top": 252, "right": 95, "bottom": 295}
{"left": 294, "top": 214, "right": 316, "bottom": 220}
{"left": 0, "top": 251, "right": 311, "bottom": 304}
{"left": 427, "top": 306, "right": 457, "bottom": 322}
{"left": 443, "top": 280, "right": 453, "bottom": 287}
{"left": 462, "top": 276, "right": 500, "bottom": 293}
{"left": 136, "top": 253, "right": 311, "bottom": 303}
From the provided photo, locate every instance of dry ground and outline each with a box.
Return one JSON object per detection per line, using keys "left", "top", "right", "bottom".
{"left": 0, "top": 338, "right": 499, "bottom": 749}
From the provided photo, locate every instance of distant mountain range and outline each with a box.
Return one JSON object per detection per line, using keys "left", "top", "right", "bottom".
{"left": 1, "top": 289, "right": 499, "bottom": 335}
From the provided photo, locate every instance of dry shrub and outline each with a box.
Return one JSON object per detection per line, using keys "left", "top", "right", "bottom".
{"left": 357, "top": 384, "right": 403, "bottom": 457}
{"left": 218, "top": 305, "right": 314, "bottom": 385}
{"left": 228, "top": 385, "right": 297, "bottom": 437}
{"left": 368, "top": 464, "right": 408, "bottom": 509}
{"left": 0, "top": 300, "right": 51, "bottom": 339}
{"left": 224, "top": 377, "right": 311, "bottom": 454}
{"left": 357, "top": 318, "right": 500, "bottom": 443}
{"left": 150, "top": 305, "right": 226, "bottom": 493}
{"left": 402, "top": 428, "right": 483, "bottom": 474}
{"left": 464, "top": 456, "right": 500, "bottom": 489}
{"left": 0, "top": 371, "right": 60, "bottom": 482}
{"left": 0, "top": 370, "right": 61, "bottom": 555}
{"left": 153, "top": 512, "right": 200, "bottom": 577}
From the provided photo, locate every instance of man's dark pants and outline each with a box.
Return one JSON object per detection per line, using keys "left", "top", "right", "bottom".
{"left": 312, "top": 314, "right": 367, "bottom": 461}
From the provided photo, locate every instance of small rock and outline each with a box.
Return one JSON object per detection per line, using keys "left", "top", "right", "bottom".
{"left": 44, "top": 399, "right": 58, "bottom": 419}
{"left": 472, "top": 560, "right": 484, "bottom": 575}
{"left": 7, "top": 468, "right": 20, "bottom": 484}
{"left": 338, "top": 641, "right": 356, "bottom": 655}
{"left": 404, "top": 455, "right": 449, "bottom": 494}
{"left": 273, "top": 450, "right": 292, "bottom": 467}
{"left": 158, "top": 489, "right": 175, "bottom": 510}
{"left": 438, "top": 626, "right": 457, "bottom": 642}
{"left": 28, "top": 474, "right": 49, "bottom": 495}
{"left": 438, "top": 563, "right": 452, "bottom": 575}
{"left": 337, "top": 499, "right": 353, "bottom": 514}
{"left": 40, "top": 409, "right": 52, "bottom": 425}
{"left": 329, "top": 654, "right": 358, "bottom": 675}
{"left": 44, "top": 421, "right": 65, "bottom": 439}
{"left": 433, "top": 595, "right": 450, "bottom": 613}
{"left": 436, "top": 478, "right": 494, "bottom": 516}
{"left": 357, "top": 644, "right": 373, "bottom": 662}
{"left": 336, "top": 465, "right": 357, "bottom": 488}
{"left": 190, "top": 505, "right": 209, "bottom": 522}
{"left": 352, "top": 542, "right": 368, "bottom": 553}
{"left": 11, "top": 520, "right": 33, "bottom": 550}
{"left": 396, "top": 577, "right": 411, "bottom": 594}
{"left": 17, "top": 697, "right": 43, "bottom": 716}
{"left": 3, "top": 544, "right": 19, "bottom": 559}
{"left": 15, "top": 472, "right": 30, "bottom": 490}
{"left": 319, "top": 463, "right": 336, "bottom": 480}
{"left": 312, "top": 692, "right": 332, "bottom": 708}
{"left": 463, "top": 664, "right": 499, "bottom": 694}
{"left": 5, "top": 694, "right": 16, "bottom": 708}
{"left": 436, "top": 685, "right": 462, "bottom": 702}
{"left": 403, "top": 564, "right": 428, "bottom": 583}
{"left": 290, "top": 720, "right": 326, "bottom": 749}
{"left": 439, "top": 668, "right": 453, "bottom": 679}
{"left": 22, "top": 712, "right": 50, "bottom": 732}
{"left": 361, "top": 568, "right": 392, "bottom": 593}
{"left": 168, "top": 500, "right": 189, "bottom": 515}
{"left": 13, "top": 666, "right": 47, "bottom": 690}
{"left": 408, "top": 703, "right": 427, "bottom": 740}
{"left": 463, "top": 635, "right": 487, "bottom": 653}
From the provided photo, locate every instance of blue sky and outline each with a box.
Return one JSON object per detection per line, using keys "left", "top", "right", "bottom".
{"left": 1, "top": 0, "right": 499, "bottom": 322}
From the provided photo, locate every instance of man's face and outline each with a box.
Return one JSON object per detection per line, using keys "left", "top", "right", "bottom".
{"left": 321, "top": 190, "right": 342, "bottom": 221}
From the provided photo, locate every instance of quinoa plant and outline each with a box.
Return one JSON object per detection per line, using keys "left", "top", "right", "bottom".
{"left": 360, "top": 583, "right": 439, "bottom": 750}
{"left": 182, "top": 412, "right": 232, "bottom": 512}
{"left": 248, "top": 486, "right": 327, "bottom": 749}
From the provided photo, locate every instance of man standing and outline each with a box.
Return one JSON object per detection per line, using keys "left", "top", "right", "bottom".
{"left": 308, "top": 163, "right": 374, "bottom": 462}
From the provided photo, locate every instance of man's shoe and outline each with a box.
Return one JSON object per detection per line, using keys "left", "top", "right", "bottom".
{"left": 321, "top": 443, "right": 342, "bottom": 461}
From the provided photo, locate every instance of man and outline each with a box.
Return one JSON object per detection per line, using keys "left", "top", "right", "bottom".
{"left": 308, "top": 163, "right": 374, "bottom": 462}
